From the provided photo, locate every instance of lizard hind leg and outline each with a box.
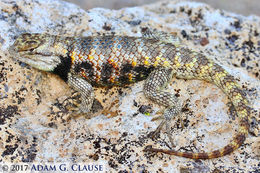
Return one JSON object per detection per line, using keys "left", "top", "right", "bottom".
{"left": 144, "top": 68, "right": 182, "bottom": 148}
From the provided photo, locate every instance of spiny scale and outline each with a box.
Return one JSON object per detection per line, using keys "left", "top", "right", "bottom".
{"left": 67, "top": 36, "right": 176, "bottom": 86}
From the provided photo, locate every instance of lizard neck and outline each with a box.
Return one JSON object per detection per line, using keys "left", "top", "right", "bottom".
{"left": 51, "top": 38, "right": 74, "bottom": 81}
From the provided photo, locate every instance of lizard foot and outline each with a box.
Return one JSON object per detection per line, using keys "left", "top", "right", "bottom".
{"left": 66, "top": 98, "right": 103, "bottom": 119}
{"left": 149, "top": 107, "right": 183, "bottom": 148}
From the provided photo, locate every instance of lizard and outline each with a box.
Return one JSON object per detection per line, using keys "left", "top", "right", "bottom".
{"left": 9, "top": 28, "right": 250, "bottom": 159}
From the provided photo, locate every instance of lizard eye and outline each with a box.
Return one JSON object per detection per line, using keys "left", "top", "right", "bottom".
{"left": 20, "top": 40, "right": 40, "bottom": 51}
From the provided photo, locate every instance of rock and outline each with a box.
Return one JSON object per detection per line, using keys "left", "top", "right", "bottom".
{"left": 0, "top": 0, "right": 259, "bottom": 172}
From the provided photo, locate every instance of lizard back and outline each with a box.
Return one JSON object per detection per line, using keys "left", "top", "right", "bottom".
{"left": 67, "top": 36, "right": 177, "bottom": 86}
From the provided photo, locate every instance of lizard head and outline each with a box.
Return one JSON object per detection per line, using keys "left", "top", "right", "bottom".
{"left": 9, "top": 33, "right": 67, "bottom": 72}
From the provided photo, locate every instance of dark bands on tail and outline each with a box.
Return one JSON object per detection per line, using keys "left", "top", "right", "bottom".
{"left": 144, "top": 130, "right": 248, "bottom": 159}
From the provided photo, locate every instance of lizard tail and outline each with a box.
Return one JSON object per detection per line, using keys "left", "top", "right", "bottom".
{"left": 145, "top": 61, "right": 250, "bottom": 159}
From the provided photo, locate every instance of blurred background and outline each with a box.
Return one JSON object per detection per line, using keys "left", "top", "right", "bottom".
{"left": 64, "top": 0, "right": 260, "bottom": 16}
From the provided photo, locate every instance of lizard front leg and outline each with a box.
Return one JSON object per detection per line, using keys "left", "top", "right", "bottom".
{"left": 144, "top": 68, "right": 182, "bottom": 147}
{"left": 67, "top": 72, "right": 95, "bottom": 118}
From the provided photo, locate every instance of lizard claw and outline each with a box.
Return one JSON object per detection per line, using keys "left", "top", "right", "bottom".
{"left": 148, "top": 119, "right": 166, "bottom": 139}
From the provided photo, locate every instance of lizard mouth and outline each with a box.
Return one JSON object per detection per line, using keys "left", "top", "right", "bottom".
{"left": 9, "top": 45, "right": 61, "bottom": 72}
{"left": 9, "top": 44, "right": 51, "bottom": 61}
